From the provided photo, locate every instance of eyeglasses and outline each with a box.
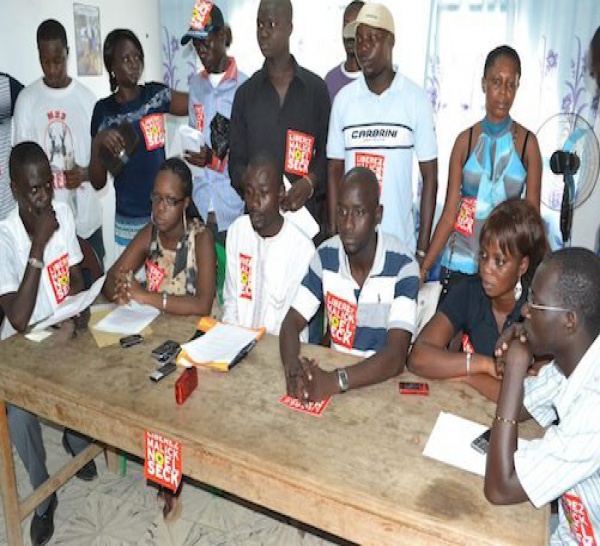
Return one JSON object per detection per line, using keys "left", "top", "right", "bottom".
{"left": 150, "top": 193, "right": 185, "bottom": 208}
{"left": 526, "top": 288, "right": 571, "bottom": 313}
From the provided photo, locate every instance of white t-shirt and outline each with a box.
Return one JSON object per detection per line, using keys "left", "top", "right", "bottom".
{"left": 222, "top": 215, "right": 315, "bottom": 340}
{"left": 13, "top": 78, "right": 101, "bottom": 238}
{"left": 0, "top": 201, "right": 83, "bottom": 339}
{"left": 327, "top": 71, "right": 437, "bottom": 250}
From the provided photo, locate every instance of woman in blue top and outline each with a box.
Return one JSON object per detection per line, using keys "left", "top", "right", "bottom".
{"left": 409, "top": 199, "right": 548, "bottom": 402}
{"left": 89, "top": 29, "right": 188, "bottom": 257}
{"left": 421, "top": 46, "right": 542, "bottom": 301}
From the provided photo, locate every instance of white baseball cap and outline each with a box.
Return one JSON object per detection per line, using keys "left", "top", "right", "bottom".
{"left": 343, "top": 3, "right": 395, "bottom": 39}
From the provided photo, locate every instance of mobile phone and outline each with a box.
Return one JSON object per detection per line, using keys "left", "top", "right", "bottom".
{"left": 119, "top": 334, "right": 143, "bottom": 348}
{"left": 175, "top": 367, "right": 198, "bottom": 405}
{"left": 398, "top": 381, "right": 429, "bottom": 395}
{"left": 151, "top": 340, "right": 181, "bottom": 363}
{"left": 471, "top": 429, "right": 492, "bottom": 454}
{"left": 149, "top": 362, "right": 177, "bottom": 382}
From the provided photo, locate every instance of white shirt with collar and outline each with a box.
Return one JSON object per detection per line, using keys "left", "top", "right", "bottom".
{"left": 515, "top": 334, "right": 600, "bottom": 545}
{"left": 0, "top": 201, "right": 82, "bottom": 339}
{"left": 222, "top": 215, "right": 315, "bottom": 340}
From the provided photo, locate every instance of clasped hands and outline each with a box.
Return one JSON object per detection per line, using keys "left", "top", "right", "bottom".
{"left": 113, "top": 269, "right": 144, "bottom": 305}
{"left": 494, "top": 324, "right": 539, "bottom": 379}
{"left": 285, "top": 356, "right": 337, "bottom": 404}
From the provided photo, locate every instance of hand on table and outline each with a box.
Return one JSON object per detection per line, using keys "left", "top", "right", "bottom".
{"left": 296, "top": 357, "right": 337, "bottom": 403}
{"left": 113, "top": 269, "right": 145, "bottom": 305}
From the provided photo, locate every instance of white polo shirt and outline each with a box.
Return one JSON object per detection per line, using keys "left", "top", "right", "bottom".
{"left": 0, "top": 201, "right": 83, "bottom": 339}
{"left": 327, "top": 71, "right": 437, "bottom": 250}
{"left": 515, "top": 334, "right": 600, "bottom": 545}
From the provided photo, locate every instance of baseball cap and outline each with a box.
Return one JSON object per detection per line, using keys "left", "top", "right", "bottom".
{"left": 181, "top": 1, "right": 225, "bottom": 45}
{"left": 343, "top": 3, "right": 395, "bottom": 39}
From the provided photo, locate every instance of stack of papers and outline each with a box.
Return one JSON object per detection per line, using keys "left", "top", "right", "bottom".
{"left": 93, "top": 301, "right": 160, "bottom": 335}
{"left": 178, "top": 322, "right": 261, "bottom": 372}
{"left": 423, "top": 412, "right": 530, "bottom": 476}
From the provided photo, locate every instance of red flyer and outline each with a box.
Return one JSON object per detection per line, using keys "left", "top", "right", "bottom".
{"left": 278, "top": 394, "right": 331, "bottom": 417}
{"left": 143, "top": 431, "right": 182, "bottom": 492}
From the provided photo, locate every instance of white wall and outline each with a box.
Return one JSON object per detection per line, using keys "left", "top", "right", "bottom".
{"left": 0, "top": 0, "right": 164, "bottom": 267}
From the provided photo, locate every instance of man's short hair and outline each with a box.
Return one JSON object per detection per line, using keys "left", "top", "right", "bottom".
{"left": 342, "top": 166, "right": 380, "bottom": 205}
{"left": 547, "top": 247, "right": 600, "bottom": 337}
{"left": 260, "top": 0, "right": 293, "bottom": 22}
{"left": 9, "top": 142, "right": 48, "bottom": 183}
{"left": 247, "top": 152, "right": 284, "bottom": 184}
{"left": 37, "top": 19, "right": 68, "bottom": 48}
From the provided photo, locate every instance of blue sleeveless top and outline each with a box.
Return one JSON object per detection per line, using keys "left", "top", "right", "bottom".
{"left": 442, "top": 119, "right": 528, "bottom": 274}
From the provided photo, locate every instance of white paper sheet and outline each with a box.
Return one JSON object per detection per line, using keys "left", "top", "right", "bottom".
{"left": 282, "top": 176, "right": 319, "bottom": 240}
{"left": 179, "top": 125, "right": 205, "bottom": 152}
{"left": 32, "top": 275, "right": 106, "bottom": 332}
{"left": 181, "top": 323, "right": 257, "bottom": 364}
{"left": 423, "top": 411, "right": 529, "bottom": 477}
{"left": 93, "top": 301, "right": 160, "bottom": 335}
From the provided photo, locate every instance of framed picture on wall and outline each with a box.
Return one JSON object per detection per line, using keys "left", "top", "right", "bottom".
{"left": 73, "top": 4, "right": 103, "bottom": 76}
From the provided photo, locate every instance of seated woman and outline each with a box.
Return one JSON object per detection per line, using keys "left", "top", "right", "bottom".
{"left": 408, "top": 199, "right": 548, "bottom": 401}
{"left": 103, "top": 157, "right": 215, "bottom": 315}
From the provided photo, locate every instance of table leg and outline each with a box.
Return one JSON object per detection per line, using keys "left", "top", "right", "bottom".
{"left": 0, "top": 400, "right": 24, "bottom": 546}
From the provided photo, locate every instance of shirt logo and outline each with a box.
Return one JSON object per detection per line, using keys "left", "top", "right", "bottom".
{"left": 454, "top": 197, "right": 477, "bottom": 236}
{"left": 140, "top": 114, "right": 166, "bottom": 151}
{"left": 193, "top": 104, "right": 205, "bottom": 132}
{"left": 355, "top": 152, "right": 385, "bottom": 195}
{"left": 561, "top": 492, "right": 597, "bottom": 545}
{"left": 239, "top": 253, "right": 253, "bottom": 300}
{"left": 285, "top": 130, "right": 314, "bottom": 177}
{"left": 45, "top": 109, "right": 75, "bottom": 189}
{"left": 47, "top": 253, "right": 70, "bottom": 304}
{"left": 343, "top": 123, "right": 414, "bottom": 150}
{"left": 326, "top": 292, "right": 357, "bottom": 350}
{"left": 145, "top": 260, "right": 166, "bottom": 293}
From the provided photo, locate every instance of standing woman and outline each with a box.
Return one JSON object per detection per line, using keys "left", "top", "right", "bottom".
{"left": 89, "top": 29, "right": 188, "bottom": 258}
{"left": 421, "top": 45, "right": 542, "bottom": 299}
{"left": 103, "top": 157, "right": 215, "bottom": 316}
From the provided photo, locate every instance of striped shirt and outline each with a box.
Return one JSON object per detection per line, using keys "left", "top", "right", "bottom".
{"left": 0, "top": 74, "right": 23, "bottom": 220}
{"left": 515, "top": 334, "right": 600, "bottom": 545}
{"left": 291, "top": 228, "right": 419, "bottom": 357}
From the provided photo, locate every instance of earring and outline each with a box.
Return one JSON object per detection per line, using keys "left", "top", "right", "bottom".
{"left": 151, "top": 212, "right": 154, "bottom": 225}
{"left": 182, "top": 210, "right": 187, "bottom": 234}
{"left": 514, "top": 277, "right": 522, "bottom": 301}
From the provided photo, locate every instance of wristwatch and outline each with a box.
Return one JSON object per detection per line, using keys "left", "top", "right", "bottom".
{"left": 28, "top": 257, "right": 43, "bottom": 269}
{"left": 336, "top": 367, "right": 350, "bottom": 393}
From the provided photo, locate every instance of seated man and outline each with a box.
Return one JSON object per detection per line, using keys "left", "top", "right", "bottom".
{"left": 485, "top": 247, "right": 600, "bottom": 544}
{"left": 0, "top": 142, "right": 96, "bottom": 546}
{"left": 222, "top": 153, "right": 315, "bottom": 338}
{"left": 279, "top": 167, "right": 419, "bottom": 401}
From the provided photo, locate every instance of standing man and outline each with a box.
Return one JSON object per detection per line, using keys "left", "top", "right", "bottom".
{"left": 181, "top": 1, "right": 247, "bottom": 243}
{"left": 0, "top": 142, "right": 96, "bottom": 546}
{"left": 13, "top": 19, "right": 104, "bottom": 268}
{"left": 279, "top": 167, "right": 419, "bottom": 402}
{"left": 327, "top": 3, "right": 438, "bottom": 260}
{"left": 0, "top": 72, "right": 23, "bottom": 220}
{"left": 223, "top": 153, "right": 315, "bottom": 338}
{"left": 324, "top": 1, "right": 364, "bottom": 102}
{"left": 485, "top": 248, "right": 600, "bottom": 544}
{"left": 229, "top": 0, "right": 331, "bottom": 241}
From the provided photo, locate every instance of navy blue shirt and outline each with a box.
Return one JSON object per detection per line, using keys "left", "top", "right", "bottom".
{"left": 439, "top": 276, "right": 527, "bottom": 356}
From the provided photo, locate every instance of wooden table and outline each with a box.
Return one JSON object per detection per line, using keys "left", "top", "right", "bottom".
{"left": 0, "top": 314, "right": 549, "bottom": 545}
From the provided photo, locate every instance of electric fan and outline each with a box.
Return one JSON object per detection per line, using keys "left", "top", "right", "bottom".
{"left": 536, "top": 113, "right": 600, "bottom": 244}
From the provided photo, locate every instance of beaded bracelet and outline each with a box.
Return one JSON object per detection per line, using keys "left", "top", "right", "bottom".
{"left": 494, "top": 415, "right": 517, "bottom": 425}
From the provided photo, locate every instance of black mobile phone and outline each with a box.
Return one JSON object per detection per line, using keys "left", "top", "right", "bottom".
{"left": 149, "top": 362, "right": 177, "bottom": 382}
{"left": 398, "top": 381, "right": 429, "bottom": 395}
{"left": 150, "top": 340, "right": 181, "bottom": 363}
{"left": 471, "top": 429, "right": 492, "bottom": 454}
{"left": 119, "top": 334, "right": 143, "bottom": 348}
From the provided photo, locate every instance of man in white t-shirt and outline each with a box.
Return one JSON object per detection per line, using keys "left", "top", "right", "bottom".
{"left": 0, "top": 142, "right": 96, "bottom": 546}
{"left": 486, "top": 248, "right": 600, "bottom": 545}
{"left": 223, "top": 153, "right": 315, "bottom": 339}
{"left": 327, "top": 3, "right": 438, "bottom": 260}
{"left": 13, "top": 19, "right": 104, "bottom": 270}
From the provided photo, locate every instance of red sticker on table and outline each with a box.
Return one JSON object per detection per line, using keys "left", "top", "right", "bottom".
{"left": 355, "top": 152, "right": 385, "bottom": 195}
{"left": 140, "top": 114, "right": 166, "bottom": 151}
{"left": 326, "top": 292, "right": 357, "bottom": 350}
{"left": 47, "top": 253, "right": 70, "bottom": 304}
{"left": 144, "top": 431, "right": 182, "bottom": 493}
{"left": 285, "top": 130, "right": 314, "bottom": 176}
{"left": 278, "top": 394, "right": 331, "bottom": 417}
{"left": 454, "top": 197, "right": 477, "bottom": 236}
{"left": 239, "top": 253, "right": 253, "bottom": 300}
{"left": 145, "top": 260, "right": 166, "bottom": 293}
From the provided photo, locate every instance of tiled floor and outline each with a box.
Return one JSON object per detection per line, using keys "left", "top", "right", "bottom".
{"left": 0, "top": 422, "right": 349, "bottom": 546}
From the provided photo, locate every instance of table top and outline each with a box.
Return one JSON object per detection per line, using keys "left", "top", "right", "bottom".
{"left": 0, "top": 314, "right": 549, "bottom": 545}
